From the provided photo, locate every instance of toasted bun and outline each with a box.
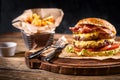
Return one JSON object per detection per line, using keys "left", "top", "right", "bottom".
{"left": 75, "top": 18, "right": 116, "bottom": 34}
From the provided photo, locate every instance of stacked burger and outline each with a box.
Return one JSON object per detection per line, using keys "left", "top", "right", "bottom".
{"left": 66, "top": 18, "right": 120, "bottom": 56}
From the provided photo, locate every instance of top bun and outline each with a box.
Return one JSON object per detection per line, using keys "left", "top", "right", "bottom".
{"left": 75, "top": 18, "right": 116, "bottom": 34}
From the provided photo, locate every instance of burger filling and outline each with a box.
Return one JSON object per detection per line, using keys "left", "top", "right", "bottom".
{"left": 66, "top": 43, "right": 120, "bottom": 56}
{"left": 70, "top": 24, "right": 114, "bottom": 34}
{"left": 68, "top": 23, "right": 119, "bottom": 56}
{"left": 73, "top": 32, "right": 115, "bottom": 41}
{"left": 73, "top": 39, "right": 114, "bottom": 49}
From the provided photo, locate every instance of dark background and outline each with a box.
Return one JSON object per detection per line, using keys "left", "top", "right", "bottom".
{"left": 1, "top": 0, "right": 120, "bottom": 35}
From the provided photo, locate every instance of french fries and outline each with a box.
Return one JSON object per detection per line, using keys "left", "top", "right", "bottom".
{"left": 25, "top": 13, "right": 55, "bottom": 27}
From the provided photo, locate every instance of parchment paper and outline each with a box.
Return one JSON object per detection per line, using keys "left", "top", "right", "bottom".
{"left": 12, "top": 8, "right": 64, "bottom": 35}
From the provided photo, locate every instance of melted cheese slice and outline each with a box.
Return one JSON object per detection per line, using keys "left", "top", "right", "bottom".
{"left": 73, "top": 32, "right": 99, "bottom": 40}
{"left": 73, "top": 39, "right": 114, "bottom": 48}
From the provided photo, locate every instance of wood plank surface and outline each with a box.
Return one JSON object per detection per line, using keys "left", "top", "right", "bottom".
{"left": 0, "top": 32, "right": 120, "bottom": 80}
{"left": 1, "top": 57, "right": 120, "bottom": 80}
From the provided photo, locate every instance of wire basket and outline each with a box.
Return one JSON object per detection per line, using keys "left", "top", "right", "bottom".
{"left": 21, "top": 30, "right": 54, "bottom": 50}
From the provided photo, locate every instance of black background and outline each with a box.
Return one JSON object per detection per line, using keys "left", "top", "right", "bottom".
{"left": 1, "top": 0, "right": 120, "bottom": 35}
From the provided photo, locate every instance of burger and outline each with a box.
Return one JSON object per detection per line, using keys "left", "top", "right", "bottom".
{"left": 65, "top": 18, "right": 120, "bottom": 57}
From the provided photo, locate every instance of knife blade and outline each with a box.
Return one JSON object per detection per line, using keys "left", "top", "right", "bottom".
{"left": 28, "top": 33, "right": 54, "bottom": 59}
{"left": 43, "top": 44, "right": 67, "bottom": 62}
{"left": 43, "top": 36, "right": 68, "bottom": 62}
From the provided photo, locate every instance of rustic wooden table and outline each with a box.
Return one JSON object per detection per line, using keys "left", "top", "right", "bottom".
{"left": 0, "top": 32, "right": 120, "bottom": 80}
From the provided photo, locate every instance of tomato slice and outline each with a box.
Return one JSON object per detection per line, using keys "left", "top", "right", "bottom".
{"left": 74, "top": 47, "right": 95, "bottom": 52}
{"left": 86, "top": 49, "right": 94, "bottom": 52}
{"left": 74, "top": 44, "right": 119, "bottom": 52}
{"left": 74, "top": 47, "right": 82, "bottom": 52}
{"left": 100, "top": 43, "right": 119, "bottom": 51}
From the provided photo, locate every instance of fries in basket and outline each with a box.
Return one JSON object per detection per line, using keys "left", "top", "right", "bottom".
{"left": 25, "top": 13, "right": 55, "bottom": 27}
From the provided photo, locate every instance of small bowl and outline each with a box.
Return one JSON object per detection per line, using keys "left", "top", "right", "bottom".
{"left": 0, "top": 42, "right": 17, "bottom": 57}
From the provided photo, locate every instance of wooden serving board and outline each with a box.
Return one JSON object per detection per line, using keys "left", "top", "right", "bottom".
{"left": 25, "top": 36, "right": 120, "bottom": 75}
{"left": 25, "top": 51, "right": 120, "bottom": 76}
